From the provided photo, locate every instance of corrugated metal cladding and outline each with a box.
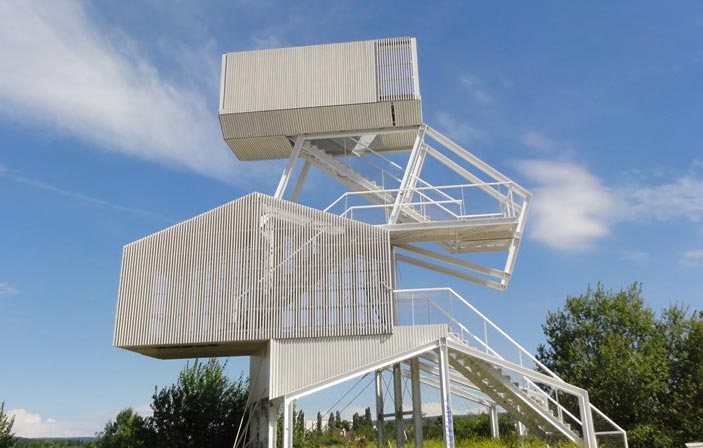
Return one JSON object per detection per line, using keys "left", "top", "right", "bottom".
{"left": 222, "top": 40, "right": 377, "bottom": 113}
{"left": 269, "top": 324, "right": 449, "bottom": 399}
{"left": 218, "top": 38, "right": 422, "bottom": 161}
{"left": 114, "top": 193, "right": 394, "bottom": 357}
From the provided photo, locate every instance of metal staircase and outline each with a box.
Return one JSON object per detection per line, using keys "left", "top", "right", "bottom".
{"left": 395, "top": 287, "right": 629, "bottom": 448}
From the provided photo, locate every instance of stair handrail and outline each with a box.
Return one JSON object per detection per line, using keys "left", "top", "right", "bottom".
{"left": 395, "top": 289, "right": 584, "bottom": 429}
{"left": 395, "top": 287, "right": 628, "bottom": 445}
{"left": 324, "top": 182, "right": 515, "bottom": 222}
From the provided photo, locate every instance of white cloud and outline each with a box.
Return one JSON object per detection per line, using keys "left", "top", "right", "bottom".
{"left": 515, "top": 158, "right": 703, "bottom": 252}
{"left": 435, "top": 112, "right": 488, "bottom": 147}
{"left": 8, "top": 409, "right": 96, "bottom": 438}
{"left": 515, "top": 160, "right": 619, "bottom": 251}
{"left": 521, "top": 131, "right": 558, "bottom": 153}
{"left": 622, "top": 172, "right": 703, "bottom": 223}
{"left": 0, "top": 1, "right": 248, "bottom": 183}
{"left": 0, "top": 283, "right": 19, "bottom": 296}
{"left": 460, "top": 75, "right": 493, "bottom": 106}
{"left": 681, "top": 249, "right": 703, "bottom": 266}
{"left": 251, "top": 34, "right": 285, "bottom": 50}
{"left": 620, "top": 250, "right": 650, "bottom": 263}
{"left": 683, "top": 249, "right": 703, "bottom": 259}
{"left": 0, "top": 165, "right": 173, "bottom": 222}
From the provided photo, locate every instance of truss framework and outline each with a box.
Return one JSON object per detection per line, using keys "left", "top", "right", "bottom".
{"left": 274, "top": 124, "right": 531, "bottom": 291}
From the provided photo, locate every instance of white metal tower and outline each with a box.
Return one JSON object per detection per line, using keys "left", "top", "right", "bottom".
{"left": 114, "top": 38, "right": 627, "bottom": 448}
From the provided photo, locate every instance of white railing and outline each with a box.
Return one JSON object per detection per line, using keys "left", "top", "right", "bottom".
{"left": 324, "top": 182, "right": 520, "bottom": 225}
{"left": 395, "top": 287, "right": 628, "bottom": 448}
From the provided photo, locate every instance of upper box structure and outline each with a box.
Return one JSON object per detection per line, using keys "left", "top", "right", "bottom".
{"left": 218, "top": 37, "right": 422, "bottom": 161}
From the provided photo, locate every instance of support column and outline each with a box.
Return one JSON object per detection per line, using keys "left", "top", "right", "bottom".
{"left": 268, "top": 399, "right": 280, "bottom": 448}
{"left": 290, "top": 160, "right": 311, "bottom": 202}
{"left": 389, "top": 125, "right": 427, "bottom": 224}
{"left": 410, "top": 358, "right": 423, "bottom": 448}
{"left": 578, "top": 392, "right": 598, "bottom": 448}
{"left": 516, "top": 409, "right": 526, "bottom": 437}
{"left": 438, "top": 339, "right": 455, "bottom": 448}
{"left": 274, "top": 135, "right": 305, "bottom": 199}
{"left": 375, "top": 370, "right": 386, "bottom": 447}
{"left": 489, "top": 405, "right": 499, "bottom": 439}
{"left": 282, "top": 398, "right": 294, "bottom": 448}
{"left": 393, "top": 363, "right": 404, "bottom": 447}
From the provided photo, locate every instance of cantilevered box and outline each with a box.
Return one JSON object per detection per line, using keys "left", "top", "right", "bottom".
{"left": 218, "top": 37, "right": 422, "bottom": 160}
{"left": 113, "top": 193, "right": 394, "bottom": 359}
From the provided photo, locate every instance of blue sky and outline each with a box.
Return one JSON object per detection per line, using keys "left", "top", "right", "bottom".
{"left": 1, "top": 0, "right": 702, "bottom": 438}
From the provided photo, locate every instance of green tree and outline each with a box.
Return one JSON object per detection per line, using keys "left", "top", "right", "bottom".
{"left": 363, "top": 407, "right": 373, "bottom": 427}
{"left": 0, "top": 402, "right": 15, "bottom": 448}
{"left": 149, "top": 358, "right": 248, "bottom": 448}
{"left": 537, "top": 283, "right": 703, "bottom": 448}
{"left": 316, "top": 411, "right": 322, "bottom": 435}
{"left": 94, "top": 408, "right": 152, "bottom": 448}
{"left": 660, "top": 306, "right": 703, "bottom": 445}
{"left": 327, "top": 413, "right": 334, "bottom": 433}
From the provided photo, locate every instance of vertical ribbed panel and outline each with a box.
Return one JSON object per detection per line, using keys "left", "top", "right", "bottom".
{"left": 222, "top": 41, "right": 377, "bottom": 114}
{"left": 269, "top": 324, "right": 449, "bottom": 398}
{"left": 113, "top": 193, "right": 394, "bottom": 354}
{"left": 375, "top": 37, "right": 418, "bottom": 102}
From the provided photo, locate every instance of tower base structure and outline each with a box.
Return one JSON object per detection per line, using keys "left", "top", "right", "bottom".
{"left": 239, "top": 319, "right": 626, "bottom": 448}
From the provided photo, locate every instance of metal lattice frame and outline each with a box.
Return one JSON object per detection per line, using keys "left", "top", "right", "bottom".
{"left": 275, "top": 124, "right": 531, "bottom": 291}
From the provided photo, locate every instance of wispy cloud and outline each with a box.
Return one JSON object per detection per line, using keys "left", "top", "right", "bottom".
{"left": 251, "top": 34, "right": 285, "bottom": 50}
{"left": 521, "top": 130, "right": 558, "bottom": 153}
{"left": 8, "top": 408, "right": 98, "bottom": 438}
{"left": 460, "top": 75, "right": 493, "bottom": 106}
{"left": 0, "top": 283, "right": 19, "bottom": 296}
{"left": 681, "top": 249, "right": 703, "bottom": 266}
{"left": 622, "top": 172, "right": 703, "bottom": 223}
{"left": 620, "top": 250, "right": 650, "bottom": 263}
{"left": 0, "top": 1, "right": 252, "bottom": 183}
{"left": 515, "top": 160, "right": 619, "bottom": 251}
{"left": 0, "top": 165, "right": 173, "bottom": 222}
{"left": 435, "top": 112, "right": 488, "bottom": 147}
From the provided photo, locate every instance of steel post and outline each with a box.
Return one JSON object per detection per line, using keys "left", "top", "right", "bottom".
{"left": 438, "top": 339, "right": 455, "bottom": 448}
{"left": 410, "top": 357, "right": 423, "bottom": 448}
{"left": 393, "top": 363, "right": 404, "bottom": 447}
{"left": 375, "top": 370, "right": 386, "bottom": 447}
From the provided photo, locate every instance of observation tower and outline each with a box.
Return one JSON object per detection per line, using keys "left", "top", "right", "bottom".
{"left": 113, "top": 38, "right": 627, "bottom": 448}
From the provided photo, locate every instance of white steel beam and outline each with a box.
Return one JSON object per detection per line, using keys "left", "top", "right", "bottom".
{"left": 424, "top": 145, "right": 517, "bottom": 212}
{"left": 425, "top": 125, "right": 529, "bottom": 197}
{"left": 410, "top": 358, "right": 423, "bottom": 448}
{"left": 438, "top": 339, "right": 455, "bottom": 448}
{"left": 274, "top": 135, "right": 305, "bottom": 199}
{"left": 489, "top": 405, "right": 499, "bottom": 439}
{"left": 389, "top": 126, "right": 427, "bottom": 224}
{"left": 579, "top": 391, "right": 598, "bottom": 448}
{"left": 393, "top": 363, "right": 405, "bottom": 447}
{"left": 376, "top": 370, "right": 386, "bottom": 447}
{"left": 290, "top": 160, "right": 311, "bottom": 202}
{"left": 395, "top": 253, "right": 503, "bottom": 291}
{"left": 282, "top": 398, "right": 294, "bottom": 448}
{"left": 396, "top": 243, "right": 508, "bottom": 280}
{"left": 303, "top": 125, "right": 420, "bottom": 141}
{"left": 268, "top": 399, "right": 280, "bottom": 448}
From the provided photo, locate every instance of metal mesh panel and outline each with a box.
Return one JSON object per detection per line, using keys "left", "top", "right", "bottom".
{"left": 375, "top": 37, "right": 418, "bottom": 101}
